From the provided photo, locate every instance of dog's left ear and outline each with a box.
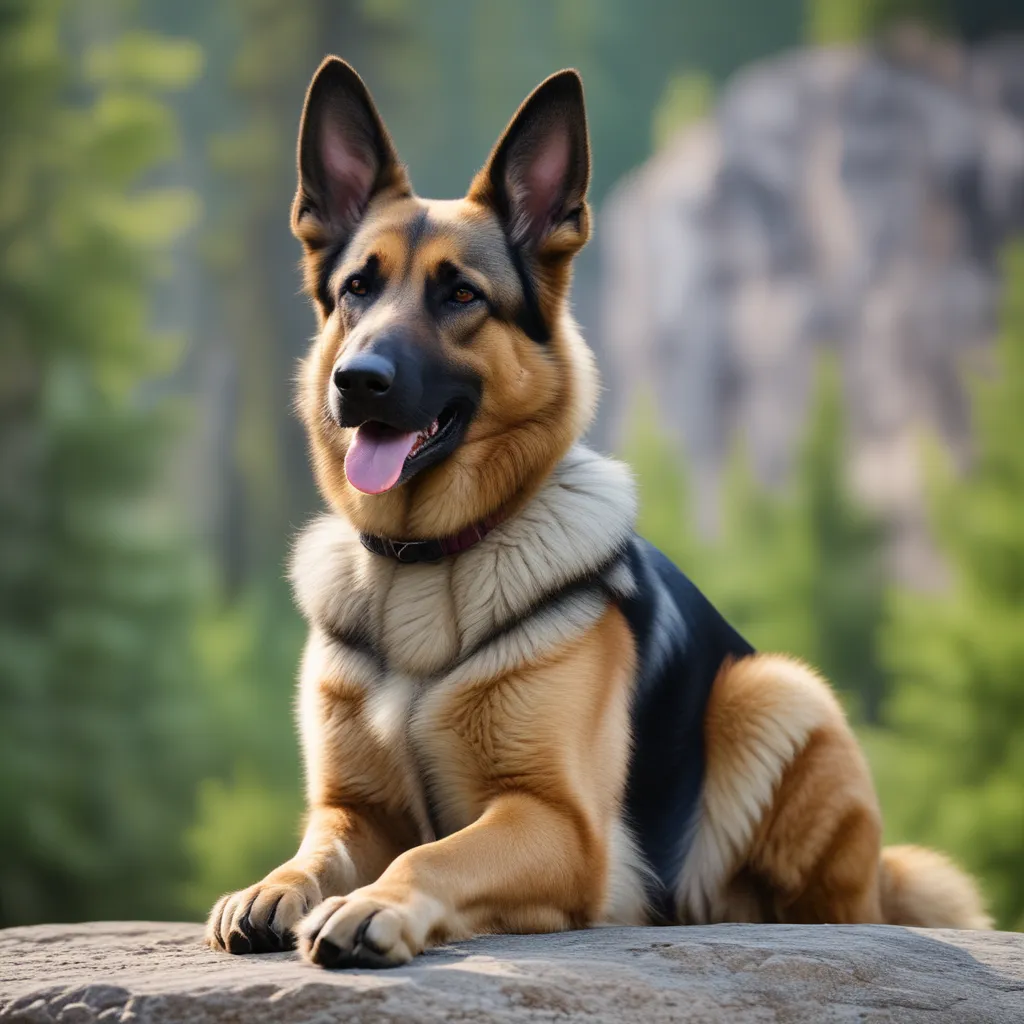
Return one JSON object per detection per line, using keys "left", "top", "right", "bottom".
{"left": 469, "top": 69, "right": 590, "bottom": 257}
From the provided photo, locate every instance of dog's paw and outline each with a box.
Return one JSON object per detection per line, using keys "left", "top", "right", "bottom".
{"left": 297, "top": 887, "right": 441, "bottom": 969}
{"left": 206, "top": 881, "right": 316, "bottom": 954}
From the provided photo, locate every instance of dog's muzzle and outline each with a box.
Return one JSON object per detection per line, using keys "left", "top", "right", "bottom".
{"left": 330, "top": 333, "right": 481, "bottom": 494}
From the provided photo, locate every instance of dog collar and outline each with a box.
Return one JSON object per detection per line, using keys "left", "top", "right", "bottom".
{"left": 359, "top": 507, "right": 509, "bottom": 564}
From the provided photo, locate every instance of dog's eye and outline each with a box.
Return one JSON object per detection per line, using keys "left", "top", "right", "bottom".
{"left": 347, "top": 276, "right": 369, "bottom": 297}
{"left": 451, "top": 286, "right": 477, "bottom": 305}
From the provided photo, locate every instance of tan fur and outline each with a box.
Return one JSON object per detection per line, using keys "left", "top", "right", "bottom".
{"left": 207, "top": 60, "right": 991, "bottom": 965}
{"left": 680, "top": 655, "right": 989, "bottom": 929}
{"left": 678, "top": 654, "right": 855, "bottom": 923}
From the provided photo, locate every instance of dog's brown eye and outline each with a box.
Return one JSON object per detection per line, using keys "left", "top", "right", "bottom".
{"left": 452, "top": 286, "right": 476, "bottom": 304}
{"left": 348, "top": 276, "right": 368, "bottom": 297}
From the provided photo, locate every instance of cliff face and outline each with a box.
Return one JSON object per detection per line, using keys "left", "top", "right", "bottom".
{"left": 598, "top": 33, "right": 1024, "bottom": 586}
{"left": 2, "top": 921, "right": 1024, "bottom": 1023}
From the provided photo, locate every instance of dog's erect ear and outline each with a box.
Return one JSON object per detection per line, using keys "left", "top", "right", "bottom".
{"left": 469, "top": 70, "right": 590, "bottom": 255}
{"left": 291, "top": 57, "right": 411, "bottom": 254}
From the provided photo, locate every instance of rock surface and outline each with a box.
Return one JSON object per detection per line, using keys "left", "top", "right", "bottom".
{"left": 598, "top": 31, "right": 1024, "bottom": 586}
{"left": 1, "top": 922, "right": 1022, "bottom": 1023}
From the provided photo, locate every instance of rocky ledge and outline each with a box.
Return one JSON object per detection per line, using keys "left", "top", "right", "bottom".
{"left": 1, "top": 922, "right": 1022, "bottom": 1022}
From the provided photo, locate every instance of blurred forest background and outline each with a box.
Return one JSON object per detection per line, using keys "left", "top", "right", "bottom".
{"left": 2, "top": 0, "right": 1023, "bottom": 931}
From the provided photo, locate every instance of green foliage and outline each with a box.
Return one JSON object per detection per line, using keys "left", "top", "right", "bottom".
{"left": 796, "top": 359, "right": 888, "bottom": 718}
{"left": 651, "top": 70, "right": 714, "bottom": 151}
{"left": 625, "top": 358, "right": 888, "bottom": 721}
{"left": 623, "top": 399, "right": 704, "bottom": 575}
{"left": 0, "top": 0, "right": 205, "bottom": 924}
{"left": 805, "top": 0, "right": 952, "bottom": 42}
{"left": 877, "top": 244, "right": 1024, "bottom": 929}
{"left": 708, "top": 440, "right": 820, "bottom": 664}
{"left": 181, "top": 581, "right": 306, "bottom": 915}
{"left": 183, "top": 769, "right": 301, "bottom": 913}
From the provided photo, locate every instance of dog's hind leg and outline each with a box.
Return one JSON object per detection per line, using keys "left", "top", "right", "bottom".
{"left": 677, "top": 653, "right": 884, "bottom": 925}
{"left": 746, "top": 706, "right": 885, "bottom": 924}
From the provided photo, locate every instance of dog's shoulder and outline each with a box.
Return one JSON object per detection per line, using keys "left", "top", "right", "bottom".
{"left": 616, "top": 536, "right": 752, "bottom": 676}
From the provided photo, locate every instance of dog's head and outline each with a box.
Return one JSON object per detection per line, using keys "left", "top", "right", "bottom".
{"left": 292, "top": 59, "right": 598, "bottom": 539}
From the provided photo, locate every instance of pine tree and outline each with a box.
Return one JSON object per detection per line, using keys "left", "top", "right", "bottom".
{"left": 703, "top": 439, "right": 819, "bottom": 668}
{"left": 799, "top": 357, "right": 888, "bottom": 721}
{"left": 878, "top": 244, "right": 1024, "bottom": 929}
{"left": 0, "top": 0, "right": 206, "bottom": 925}
{"left": 181, "top": 586, "right": 306, "bottom": 915}
{"left": 622, "top": 398, "right": 704, "bottom": 576}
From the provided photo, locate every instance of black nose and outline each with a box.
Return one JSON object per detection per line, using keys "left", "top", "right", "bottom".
{"left": 331, "top": 335, "right": 430, "bottom": 431}
{"left": 333, "top": 352, "right": 395, "bottom": 398}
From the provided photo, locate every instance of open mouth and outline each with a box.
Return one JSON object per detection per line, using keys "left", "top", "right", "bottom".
{"left": 344, "top": 403, "right": 468, "bottom": 495}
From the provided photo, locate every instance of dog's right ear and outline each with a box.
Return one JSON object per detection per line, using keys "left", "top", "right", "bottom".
{"left": 468, "top": 69, "right": 590, "bottom": 259}
{"left": 291, "top": 57, "right": 411, "bottom": 256}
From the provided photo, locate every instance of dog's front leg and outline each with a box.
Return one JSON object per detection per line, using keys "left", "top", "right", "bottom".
{"left": 208, "top": 629, "right": 427, "bottom": 955}
{"left": 206, "top": 802, "right": 411, "bottom": 953}
{"left": 297, "top": 791, "right": 600, "bottom": 968}
{"left": 295, "top": 606, "right": 638, "bottom": 969}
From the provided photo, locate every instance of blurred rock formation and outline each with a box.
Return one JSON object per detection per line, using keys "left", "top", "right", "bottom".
{"left": 598, "top": 31, "right": 1024, "bottom": 587}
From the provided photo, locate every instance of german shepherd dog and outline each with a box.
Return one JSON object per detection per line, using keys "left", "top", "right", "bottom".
{"left": 207, "top": 59, "right": 991, "bottom": 968}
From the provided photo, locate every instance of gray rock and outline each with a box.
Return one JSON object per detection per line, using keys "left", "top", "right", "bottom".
{"left": 599, "top": 32, "right": 1024, "bottom": 587}
{"left": 1, "top": 922, "right": 1022, "bottom": 1022}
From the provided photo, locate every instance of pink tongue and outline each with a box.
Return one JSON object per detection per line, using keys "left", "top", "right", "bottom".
{"left": 345, "top": 425, "right": 419, "bottom": 494}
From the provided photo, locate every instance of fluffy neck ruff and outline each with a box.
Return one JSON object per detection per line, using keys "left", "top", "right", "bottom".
{"left": 290, "top": 445, "right": 638, "bottom": 679}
